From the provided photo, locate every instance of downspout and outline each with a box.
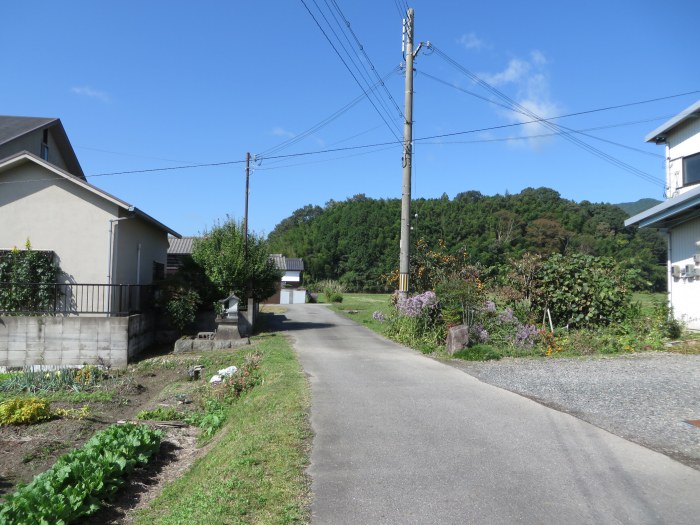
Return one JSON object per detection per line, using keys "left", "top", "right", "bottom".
{"left": 106, "top": 210, "right": 136, "bottom": 314}
{"left": 136, "top": 242, "right": 142, "bottom": 285}
{"left": 664, "top": 228, "right": 673, "bottom": 313}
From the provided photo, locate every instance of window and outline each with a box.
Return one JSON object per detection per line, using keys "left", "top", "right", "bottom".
{"left": 40, "top": 129, "right": 49, "bottom": 160}
{"left": 684, "top": 152, "right": 700, "bottom": 186}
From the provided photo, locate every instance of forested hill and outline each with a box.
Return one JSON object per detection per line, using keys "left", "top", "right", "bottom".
{"left": 615, "top": 198, "right": 662, "bottom": 216}
{"left": 267, "top": 188, "right": 666, "bottom": 292}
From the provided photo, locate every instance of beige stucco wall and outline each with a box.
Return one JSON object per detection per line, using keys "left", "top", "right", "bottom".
{"left": 0, "top": 162, "right": 117, "bottom": 283}
{"left": 0, "top": 160, "right": 170, "bottom": 286}
{"left": 112, "top": 216, "right": 169, "bottom": 285}
{"left": 0, "top": 128, "right": 70, "bottom": 173}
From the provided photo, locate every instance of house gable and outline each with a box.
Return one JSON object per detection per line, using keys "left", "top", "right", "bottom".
{"left": 0, "top": 152, "right": 180, "bottom": 285}
{"left": 0, "top": 116, "right": 85, "bottom": 179}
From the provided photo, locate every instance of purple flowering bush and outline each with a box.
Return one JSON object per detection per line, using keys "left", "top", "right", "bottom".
{"left": 384, "top": 291, "right": 443, "bottom": 352}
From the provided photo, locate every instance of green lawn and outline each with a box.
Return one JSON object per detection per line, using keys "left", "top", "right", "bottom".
{"left": 134, "top": 332, "right": 311, "bottom": 525}
{"left": 325, "top": 293, "right": 393, "bottom": 335}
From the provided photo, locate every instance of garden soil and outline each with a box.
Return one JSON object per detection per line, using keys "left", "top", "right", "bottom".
{"left": 0, "top": 364, "right": 206, "bottom": 520}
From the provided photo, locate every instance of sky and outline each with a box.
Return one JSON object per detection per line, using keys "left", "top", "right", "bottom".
{"left": 2, "top": 1, "right": 700, "bottom": 237}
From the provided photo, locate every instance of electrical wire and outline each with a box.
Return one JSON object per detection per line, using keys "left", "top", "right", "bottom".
{"left": 260, "top": 67, "right": 400, "bottom": 158}
{"left": 299, "top": 0, "right": 402, "bottom": 141}
{"left": 330, "top": 0, "right": 405, "bottom": 120}
{"left": 428, "top": 44, "right": 664, "bottom": 187}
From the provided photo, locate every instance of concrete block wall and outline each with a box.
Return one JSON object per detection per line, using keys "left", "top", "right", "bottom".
{"left": 0, "top": 314, "right": 154, "bottom": 368}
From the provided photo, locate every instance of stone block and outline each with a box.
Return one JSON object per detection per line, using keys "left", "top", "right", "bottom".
{"left": 446, "top": 325, "right": 470, "bottom": 355}
{"left": 174, "top": 339, "right": 194, "bottom": 353}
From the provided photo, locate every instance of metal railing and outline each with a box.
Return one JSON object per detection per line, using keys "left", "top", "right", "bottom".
{"left": 0, "top": 283, "right": 155, "bottom": 316}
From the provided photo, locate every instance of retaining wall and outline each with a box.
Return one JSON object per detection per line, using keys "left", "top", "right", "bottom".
{"left": 0, "top": 314, "right": 154, "bottom": 368}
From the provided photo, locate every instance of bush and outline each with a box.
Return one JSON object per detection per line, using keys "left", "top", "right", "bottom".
{"left": 165, "top": 287, "right": 200, "bottom": 333}
{"left": 384, "top": 291, "right": 444, "bottom": 352}
{"left": 318, "top": 280, "right": 344, "bottom": 303}
{"left": 0, "top": 397, "right": 52, "bottom": 425}
{"left": 534, "top": 253, "right": 637, "bottom": 328}
{"left": 0, "top": 241, "right": 61, "bottom": 314}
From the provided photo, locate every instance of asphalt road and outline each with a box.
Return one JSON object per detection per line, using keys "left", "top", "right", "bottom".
{"left": 277, "top": 304, "right": 700, "bottom": 524}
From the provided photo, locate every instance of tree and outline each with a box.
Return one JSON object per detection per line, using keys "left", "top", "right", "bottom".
{"left": 192, "top": 218, "right": 279, "bottom": 303}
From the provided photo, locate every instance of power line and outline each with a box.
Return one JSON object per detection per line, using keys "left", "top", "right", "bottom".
{"left": 259, "top": 67, "right": 400, "bottom": 158}
{"left": 428, "top": 44, "right": 665, "bottom": 187}
{"left": 329, "top": 0, "right": 405, "bottom": 120}
{"left": 70, "top": 92, "right": 694, "bottom": 179}
{"left": 299, "top": 0, "right": 402, "bottom": 141}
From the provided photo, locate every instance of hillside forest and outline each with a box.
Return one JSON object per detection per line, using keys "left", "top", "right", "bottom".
{"left": 268, "top": 187, "right": 665, "bottom": 293}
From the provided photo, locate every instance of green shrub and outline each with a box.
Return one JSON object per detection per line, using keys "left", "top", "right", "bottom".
{"left": 534, "top": 253, "right": 637, "bottom": 328}
{"left": 165, "top": 287, "right": 200, "bottom": 333}
{"left": 0, "top": 241, "right": 61, "bottom": 314}
{"left": 0, "top": 423, "right": 162, "bottom": 524}
{"left": 0, "top": 397, "right": 52, "bottom": 425}
{"left": 318, "top": 280, "right": 345, "bottom": 303}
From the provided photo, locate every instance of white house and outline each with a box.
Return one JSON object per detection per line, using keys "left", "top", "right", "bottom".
{"left": 265, "top": 254, "right": 306, "bottom": 304}
{"left": 625, "top": 100, "right": 700, "bottom": 330}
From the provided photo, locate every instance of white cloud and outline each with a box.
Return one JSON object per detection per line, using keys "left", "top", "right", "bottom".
{"left": 458, "top": 32, "right": 484, "bottom": 51}
{"left": 479, "top": 52, "right": 561, "bottom": 149}
{"left": 70, "top": 86, "right": 111, "bottom": 103}
{"left": 272, "top": 127, "right": 295, "bottom": 138}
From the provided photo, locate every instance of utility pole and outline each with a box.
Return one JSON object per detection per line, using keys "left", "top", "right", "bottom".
{"left": 243, "top": 151, "right": 254, "bottom": 336}
{"left": 399, "top": 7, "right": 415, "bottom": 298}
{"left": 244, "top": 152, "right": 251, "bottom": 260}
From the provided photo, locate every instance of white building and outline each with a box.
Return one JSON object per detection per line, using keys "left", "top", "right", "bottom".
{"left": 626, "top": 100, "right": 700, "bottom": 330}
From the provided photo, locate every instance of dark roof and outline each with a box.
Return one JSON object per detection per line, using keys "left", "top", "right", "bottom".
{"left": 0, "top": 116, "right": 85, "bottom": 179}
{"left": 645, "top": 100, "right": 700, "bottom": 144}
{"left": 168, "top": 236, "right": 198, "bottom": 254}
{"left": 625, "top": 184, "right": 700, "bottom": 229}
{"left": 270, "top": 254, "right": 304, "bottom": 271}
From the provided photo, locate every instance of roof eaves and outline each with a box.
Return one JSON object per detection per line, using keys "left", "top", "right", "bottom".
{"left": 645, "top": 99, "right": 700, "bottom": 144}
{"left": 625, "top": 185, "right": 700, "bottom": 228}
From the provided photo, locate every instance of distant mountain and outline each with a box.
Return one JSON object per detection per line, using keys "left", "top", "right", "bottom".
{"left": 615, "top": 198, "right": 662, "bottom": 217}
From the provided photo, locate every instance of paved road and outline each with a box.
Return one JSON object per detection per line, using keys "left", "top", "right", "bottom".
{"left": 277, "top": 305, "right": 700, "bottom": 524}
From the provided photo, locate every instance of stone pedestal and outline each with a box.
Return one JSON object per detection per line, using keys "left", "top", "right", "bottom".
{"left": 215, "top": 316, "right": 241, "bottom": 340}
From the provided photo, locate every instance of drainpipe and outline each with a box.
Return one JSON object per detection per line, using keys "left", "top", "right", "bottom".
{"left": 106, "top": 210, "right": 135, "bottom": 315}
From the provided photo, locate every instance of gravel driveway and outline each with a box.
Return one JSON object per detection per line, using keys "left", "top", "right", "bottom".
{"left": 446, "top": 352, "right": 700, "bottom": 470}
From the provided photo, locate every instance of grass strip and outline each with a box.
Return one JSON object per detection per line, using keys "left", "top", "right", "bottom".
{"left": 134, "top": 332, "right": 311, "bottom": 525}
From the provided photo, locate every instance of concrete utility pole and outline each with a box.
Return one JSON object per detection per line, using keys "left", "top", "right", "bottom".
{"left": 244, "top": 151, "right": 251, "bottom": 260}
{"left": 399, "top": 8, "right": 415, "bottom": 297}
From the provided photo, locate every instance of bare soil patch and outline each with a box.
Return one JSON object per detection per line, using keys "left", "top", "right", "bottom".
{"left": 0, "top": 364, "right": 192, "bottom": 500}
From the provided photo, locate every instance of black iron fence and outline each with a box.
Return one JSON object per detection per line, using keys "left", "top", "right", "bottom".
{"left": 0, "top": 283, "right": 155, "bottom": 316}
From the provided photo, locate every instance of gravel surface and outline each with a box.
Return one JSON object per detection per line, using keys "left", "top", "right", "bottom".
{"left": 446, "top": 352, "right": 700, "bottom": 470}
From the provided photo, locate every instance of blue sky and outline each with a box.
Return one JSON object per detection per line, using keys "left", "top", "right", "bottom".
{"left": 3, "top": 1, "right": 699, "bottom": 237}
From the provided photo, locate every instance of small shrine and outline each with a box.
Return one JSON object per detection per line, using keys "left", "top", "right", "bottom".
{"left": 215, "top": 293, "right": 241, "bottom": 340}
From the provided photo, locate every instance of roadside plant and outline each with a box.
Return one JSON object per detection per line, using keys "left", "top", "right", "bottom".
{"left": 193, "top": 217, "right": 280, "bottom": 303}
{"left": 318, "top": 279, "right": 345, "bottom": 303}
{"left": 384, "top": 291, "right": 444, "bottom": 352}
{"left": 0, "top": 240, "right": 61, "bottom": 314}
{"left": 533, "top": 253, "right": 637, "bottom": 328}
{"left": 165, "top": 287, "right": 201, "bottom": 333}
